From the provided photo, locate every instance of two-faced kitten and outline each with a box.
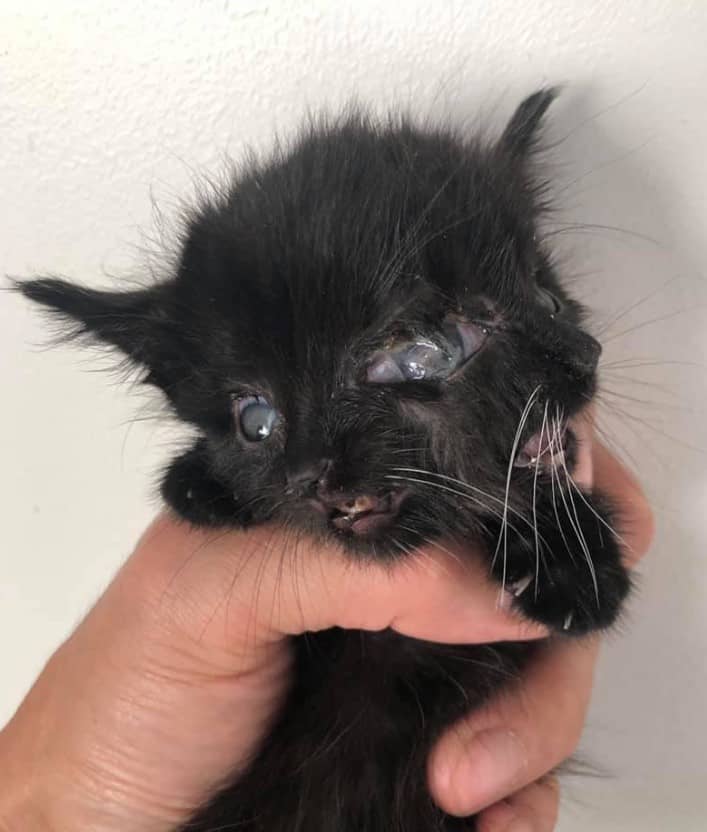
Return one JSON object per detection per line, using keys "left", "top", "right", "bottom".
{"left": 20, "top": 89, "right": 630, "bottom": 831}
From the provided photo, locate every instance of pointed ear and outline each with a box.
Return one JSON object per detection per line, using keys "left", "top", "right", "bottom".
{"left": 500, "top": 87, "right": 558, "bottom": 157}
{"left": 17, "top": 277, "right": 176, "bottom": 384}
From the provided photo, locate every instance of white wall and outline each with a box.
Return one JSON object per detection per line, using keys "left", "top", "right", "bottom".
{"left": 2, "top": 2, "right": 706, "bottom": 829}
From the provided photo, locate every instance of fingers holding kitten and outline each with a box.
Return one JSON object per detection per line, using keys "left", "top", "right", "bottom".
{"left": 426, "top": 638, "right": 599, "bottom": 818}
{"left": 426, "top": 438, "right": 654, "bottom": 822}
{"left": 133, "top": 514, "right": 548, "bottom": 662}
{"left": 476, "top": 776, "right": 560, "bottom": 832}
{"left": 591, "top": 440, "right": 655, "bottom": 566}
{"left": 570, "top": 408, "right": 654, "bottom": 566}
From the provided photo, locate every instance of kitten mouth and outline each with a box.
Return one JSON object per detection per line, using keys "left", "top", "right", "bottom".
{"left": 514, "top": 421, "right": 570, "bottom": 469}
{"left": 314, "top": 491, "right": 408, "bottom": 537}
{"left": 513, "top": 413, "right": 593, "bottom": 480}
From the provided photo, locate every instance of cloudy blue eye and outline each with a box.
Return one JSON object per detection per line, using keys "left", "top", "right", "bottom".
{"left": 397, "top": 340, "right": 458, "bottom": 380}
{"left": 236, "top": 395, "right": 279, "bottom": 442}
{"left": 366, "top": 319, "right": 489, "bottom": 384}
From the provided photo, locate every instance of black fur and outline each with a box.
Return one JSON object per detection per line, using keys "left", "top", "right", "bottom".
{"left": 19, "top": 90, "right": 630, "bottom": 831}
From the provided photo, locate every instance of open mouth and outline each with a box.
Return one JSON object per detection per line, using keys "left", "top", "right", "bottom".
{"left": 513, "top": 412, "right": 593, "bottom": 483}
{"left": 315, "top": 491, "right": 408, "bottom": 537}
{"left": 514, "top": 420, "right": 570, "bottom": 469}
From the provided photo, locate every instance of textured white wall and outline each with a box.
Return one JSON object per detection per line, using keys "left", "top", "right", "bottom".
{"left": 2, "top": 2, "right": 706, "bottom": 830}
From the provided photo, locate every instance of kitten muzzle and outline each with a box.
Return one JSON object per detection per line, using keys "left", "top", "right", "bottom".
{"left": 313, "top": 490, "right": 408, "bottom": 537}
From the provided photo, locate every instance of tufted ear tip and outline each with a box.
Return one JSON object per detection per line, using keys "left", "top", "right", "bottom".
{"left": 17, "top": 276, "right": 172, "bottom": 380}
{"left": 500, "top": 87, "right": 559, "bottom": 157}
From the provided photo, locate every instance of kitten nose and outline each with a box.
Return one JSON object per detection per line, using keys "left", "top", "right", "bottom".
{"left": 286, "top": 458, "right": 331, "bottom": 495}
{"left": 571, "top": 334, "right": 602, "bottom": 375}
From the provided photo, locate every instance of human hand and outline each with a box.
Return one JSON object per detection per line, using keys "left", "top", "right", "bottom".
{"left": 0, "top": 440, "right": 652, "bottom": 832}
{"left": 428, "top": 441, "right": 653, "bottom": 830}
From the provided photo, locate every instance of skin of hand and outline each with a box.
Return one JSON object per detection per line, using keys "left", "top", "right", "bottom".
{"left": 0, "top": 438, "right": 652, "bottom": 832}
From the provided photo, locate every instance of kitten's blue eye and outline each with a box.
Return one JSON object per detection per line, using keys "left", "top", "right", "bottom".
{"left": 536, "top": 286, "right": 561, "bottom": 315}
{"left": 236, "top": 395, "right": 279, "bottom": 442}
{"left": 366, "top": 319, "right": 488, "bottom": 384}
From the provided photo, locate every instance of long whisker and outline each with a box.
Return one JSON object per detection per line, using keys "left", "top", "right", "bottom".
{"left": 532, "top": 403, "right": 549, "bottom": 600}
{"left": 400, "top": 527, "right": 471, "bottom": 572}
{"left": 602, "top": 306, "right": 702, "bottom": 345}
{"left": 549, "top": 423, "right": 576, "bottom": 568}
{"left": 593, "top": 419, "right": 643, "bottom": 475}
{"left": 554, "top": 410, "right": 599, "bottom": 607}
{"left": 391, "top": 467, "right": 540, "bottom": 528}
{"left": 385, "top": 474, "right": 514, "bottom": 530}
{"left": 599, "top": 397, "right": 707, "bottom": 454}
{"left": 600, "top": 357, "right": 705, "bottom": 370}
{"left": 599, "top": 387, "right": 702, "bottom": 414}
{"left": 493, "top": 384, "right": 542, "bottom": 595}
{"left": 593, "top": 274, "right": 684, "bottom": 337}
{"left": 386, "top": 473, "right": 534, "bottom": 542}
{"left": 564, "top": 461, "right": 629, "bottom": 551}
{"left": 388, "top": 446, "right": 430, "bottom": 455}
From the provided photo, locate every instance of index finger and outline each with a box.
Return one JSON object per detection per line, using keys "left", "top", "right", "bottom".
{"left": 591, "top": 441, "right": 655, "bottom": 566}
{"left": 131, "top": 517, "right": 549, "bottom": 655}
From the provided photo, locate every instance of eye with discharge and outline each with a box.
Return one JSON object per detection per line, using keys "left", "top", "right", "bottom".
{"left": 366, "top": 318, "right": 489, "bottom": 384}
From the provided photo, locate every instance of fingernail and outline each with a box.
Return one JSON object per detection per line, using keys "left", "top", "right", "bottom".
{"left": 451, "top": 729, "right": 528, "bottom": 813}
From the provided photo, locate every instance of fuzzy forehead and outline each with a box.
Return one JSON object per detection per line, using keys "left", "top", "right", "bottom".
{"left": 178, "top": 115, "right": 542, "bottom": 372}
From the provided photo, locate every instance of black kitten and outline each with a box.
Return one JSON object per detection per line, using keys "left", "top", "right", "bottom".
{"left": 19, "top": 89, "right": 630, "bottom": 831}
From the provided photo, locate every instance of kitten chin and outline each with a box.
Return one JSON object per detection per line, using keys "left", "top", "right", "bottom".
{"left": 19, "top": 88, "right": 631, "bottom": 831}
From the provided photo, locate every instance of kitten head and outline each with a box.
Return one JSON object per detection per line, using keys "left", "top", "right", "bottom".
{"left": 20, "top": 90, "right": 602, "bottom": 555}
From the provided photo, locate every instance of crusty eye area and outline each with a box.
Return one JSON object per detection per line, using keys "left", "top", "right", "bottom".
{"left": 365, "top": 317, "right": 489, "bottom": 384}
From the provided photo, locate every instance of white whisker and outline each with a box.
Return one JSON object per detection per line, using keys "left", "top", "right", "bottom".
{"left": 386, "top": 474, "right": 524, "bottom": 540}
{"left": 549, "top": 428, "right": 576, "bottom": 567}
{"left": 493, "top": 384, "right": 542, "bottom": 595}
{"left": 563, "top": 458, "right": 629, "bottom": 551}
{"left": 532, "top": 403, "right": 549, "bottom": 600}
{"left": 390, "top": 467, "right": 547, "bottom": 537}
{"left": 553, "top": 409, "right": 600, "bottom": 607}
